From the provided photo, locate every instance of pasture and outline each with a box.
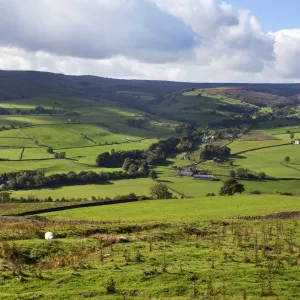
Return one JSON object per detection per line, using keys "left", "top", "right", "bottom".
{"left": 234, "top": 145, "right": 300, "bottom": 178}
{"left": 12, "top": 178, "right": 153, "bottom": 200}
{"left": 42, "top": 194, "right": 299, "bottom": 222}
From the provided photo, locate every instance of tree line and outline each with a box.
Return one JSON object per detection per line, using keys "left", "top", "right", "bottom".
{"left": 0, "top": 169, "right": 149, "bottom": 191}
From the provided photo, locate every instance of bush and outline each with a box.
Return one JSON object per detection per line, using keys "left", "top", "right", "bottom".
{"left": 106, "top": 278, "right": 116, "bottom": 294}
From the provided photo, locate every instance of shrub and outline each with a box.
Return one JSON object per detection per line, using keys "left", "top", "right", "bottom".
{"left": 106, "top": 278, "right": 116, "bottom": 294}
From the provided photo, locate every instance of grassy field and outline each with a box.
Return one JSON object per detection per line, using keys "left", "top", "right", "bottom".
{"left": 0, "top": 148, "right": 22, "bottom": 160}
{"left": 234, "top": 145, "right": 300, "bottom": 178}
{"left": 1, "top": 73, "right": 300, "bottom": 299}
{"left": 42, "top": 194, "right": 300, "bottom": 222}
{"left": 22, "top": 125, "right": 95, "bottom": 148}
{"left": 0, "top": 159, "right": 102, "bottom": 174}
{"left": 12, "top": 178, "right": 153, "bottom": 200}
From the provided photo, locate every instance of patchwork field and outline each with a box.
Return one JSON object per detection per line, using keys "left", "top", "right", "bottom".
{"left": 1, "top": 72, "right": 300, "bottom": 300}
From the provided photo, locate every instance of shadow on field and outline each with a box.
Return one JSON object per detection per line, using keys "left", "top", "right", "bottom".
{"left": 230, "top": 154, "right": 247, "bottom": 159}
{"left": 156, "top": 180, "right": 173, "bottom": 183}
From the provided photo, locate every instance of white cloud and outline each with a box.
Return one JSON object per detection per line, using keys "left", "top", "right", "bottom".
{"left": 271, "top": 29, "right": 300, "bottom": 78}
{"left": 0, "top": 0, "right": 300, "bottom": 82}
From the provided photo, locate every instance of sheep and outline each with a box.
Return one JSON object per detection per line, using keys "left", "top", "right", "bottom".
{"left": 45, "top": 232, "right": 54, "bottom": 240}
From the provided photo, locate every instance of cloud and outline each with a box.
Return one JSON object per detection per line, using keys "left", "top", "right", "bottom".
{"left": 271, "top": 29, "right": 300, "bottom": 78}
{"left": 154, "top": 0, "right": 274, "bottom": 72}
{"left": 0, "top": 0, "right": 196, "bottom": 63}
{"left": 0, "top": 0, "right": 300, "bottom": 82}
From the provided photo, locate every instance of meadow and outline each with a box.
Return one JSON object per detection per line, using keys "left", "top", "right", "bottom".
{"left": 42, "top": 195, "right": 299, "bottom": 222}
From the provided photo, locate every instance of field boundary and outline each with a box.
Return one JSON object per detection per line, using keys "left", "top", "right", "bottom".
{"left": 232, "top": 142, "right": 290, "bottom": 155}
{"left": 3, "top": 198, "right": 139, "bottom": 217}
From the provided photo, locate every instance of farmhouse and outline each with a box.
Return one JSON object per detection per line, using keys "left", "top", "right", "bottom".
{"left": 193, "top": 175, "right": 214, "bottom": 181}
{"left": 291, "top": 140, "right": 300, "bottom": 145}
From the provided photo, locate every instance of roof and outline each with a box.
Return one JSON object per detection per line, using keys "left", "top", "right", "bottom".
{"left": 194, "top": 175, "right": 214, "bottom": 179}
{"left": 180, "top": 171, "right": 194, "bottom": 176}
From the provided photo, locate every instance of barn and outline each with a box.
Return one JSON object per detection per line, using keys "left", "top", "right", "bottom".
{"left": 193, "top": 175, "right": 214, "bottom": 181}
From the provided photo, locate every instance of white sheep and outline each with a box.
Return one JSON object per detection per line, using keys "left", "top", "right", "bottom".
{"left": 45, "top": 232, "right": 54, "bottom": 240}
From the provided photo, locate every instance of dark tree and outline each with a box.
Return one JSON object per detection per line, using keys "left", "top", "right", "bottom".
{"left": 284, "top": 156, "right": 291, "bottom": 164}
{"left": 148, "top": 170, "right": 158, "bottom": 180}
{"left": 47, "top": 146, "right": 54, "bottom": 154}
{"left": 219, "top": 179, "right": 245, "bottom": 196}
{"left": 229, "top": 170, "right": 236, "bottom": 178}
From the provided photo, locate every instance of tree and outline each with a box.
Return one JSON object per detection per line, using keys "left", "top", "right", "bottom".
{"left": 149, "top": 183, "right": 173, "bottom": 199}
{"left": 47, "top": 146, "right": 54, "bottom": 154}
{"left": 236, "top": 168, "right": 248, "bottom": 178}
{"left": 284, "top": 156, "right": 291, "bottom": 164}
{"left": 229, "top": 170, "right": 236, "bottom": 178}
{"left": 290, "top": 133, "right": 295, "bottom": 140}
{"left": 55, "top": 152, "right": 66, "bottom": 159}
{"left": 258, "top": 172, "right": 266, "bottom": 180}
{"left": 219, "top": 179, "right": 245, "bottom": 196}
{"left": 148, "top": 170, "right": 158, "bottom": 180}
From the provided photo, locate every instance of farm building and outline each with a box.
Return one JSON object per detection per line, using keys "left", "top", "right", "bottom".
{"left": 179, "top": 164, "right": 197, "bottom": 177}
{"left": 193, "top": 175, "right": 214, "bottom": 181}
{"left": 291, "top": 140, "right": 300, "bottom": 145}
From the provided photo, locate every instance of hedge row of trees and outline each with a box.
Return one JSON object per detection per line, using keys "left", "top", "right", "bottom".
{"left": 229, "top": 168, "right": 267, "bottom": 180}
{"left": 0, "top": 191, "right": 147, "bottom": 203}
{"left": 0, "top": 170, "right": 149, "bottom": 191}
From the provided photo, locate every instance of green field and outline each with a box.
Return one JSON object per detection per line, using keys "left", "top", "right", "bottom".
{"left": 59, "top": 139, "right": 156, "bottom": 165}
{"left": 234, "top": 145, "right": 300, "bottom": 178}
{"left": 229, "top": 139, "right": 287, "bottom": 154}
{"left": 12, "top": 178, "right": 153, "bottom": 200}
{"left": 0, "top": 148, "right": 22, "bottom": 160}
{"left": 42, "top": 195, "right": 300, "bottom": 222}
{"left": 1, "top": 72, "right": 300, "bottom": 300}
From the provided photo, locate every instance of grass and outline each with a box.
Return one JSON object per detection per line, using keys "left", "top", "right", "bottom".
{"left": 12, "top": 178, "right": 153, "bottom": 200}
{"left": 234, "top": 145, "right": 300, "bottom": 178}
{"left": 0, "top": 137, "right": 36, "bottom": 148}
{"left": 1, "top": 215, "right": 299, "bottom": 299}
{"left": 22, "top": 125, "right": 95, "bottom": 148}
{"left": 0, "top": 159, "right": 100, "bottom": 175}
{"left": 42, "top": 194, "right": 300, "bottom": 222}
{"left": 21, "top": 147, "right": 54, "bottom": 160}
{"left": 0, "top": 148, "right": 22, "bottom": 160}
{"left": 229, "top": 139, "right": 287, "bottom": 154}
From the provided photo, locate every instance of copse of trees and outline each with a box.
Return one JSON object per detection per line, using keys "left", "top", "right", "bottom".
{"left": 96, "top": 137, "right": 189, "bottom": 168}
{"left": 0, "top": 169, "right": 149, "bottom": 191}
{"left": 96, "top": 149, "right": 145, "bottom": 167}
{"left": 122, "top": 158, "right": 149, "bottom": 175}
{"left": 200, "top": 145, "right": 231, "bottom": 160}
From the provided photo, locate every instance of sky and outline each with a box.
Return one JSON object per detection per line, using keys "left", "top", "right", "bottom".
{"left": 0, "top": 0, "right": 300, "bottom": 83}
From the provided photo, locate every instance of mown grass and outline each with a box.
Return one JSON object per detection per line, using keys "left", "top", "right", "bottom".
{"left": 42, "top": 195, "right": 300, "bottom": 222}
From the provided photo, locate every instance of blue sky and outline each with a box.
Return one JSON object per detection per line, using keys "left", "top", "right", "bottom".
{"left": 219, "top": 0, "right": 300, "bottom": 31}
